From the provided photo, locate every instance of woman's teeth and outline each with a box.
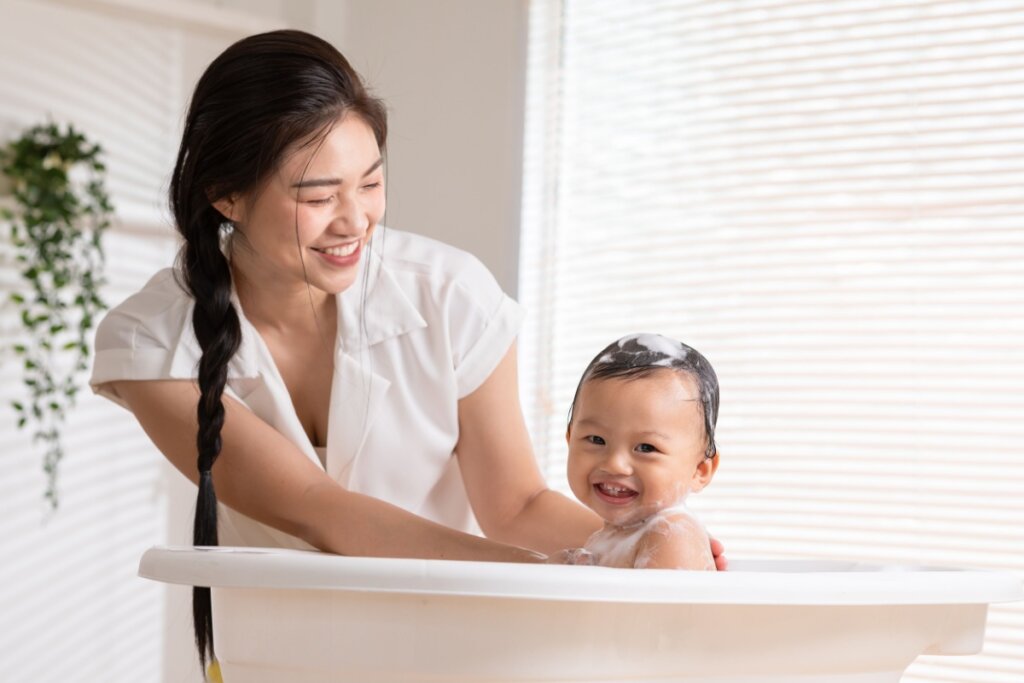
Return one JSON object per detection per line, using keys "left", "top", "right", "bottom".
{"left": 314, "top": 242, "right": 359, "bottom": 257}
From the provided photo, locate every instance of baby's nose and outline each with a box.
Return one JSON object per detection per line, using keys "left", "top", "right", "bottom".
{"left": 603, "top": 450, "right": 634, "bottom": 474}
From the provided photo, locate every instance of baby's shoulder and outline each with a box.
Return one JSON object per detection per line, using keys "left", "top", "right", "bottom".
{"left": 635, "top": 509, "right": 714, "bottom": 571}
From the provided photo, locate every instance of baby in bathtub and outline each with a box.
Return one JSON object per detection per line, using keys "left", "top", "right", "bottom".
{"left": 564, "top": 333, "right": 720, "bottom": 570}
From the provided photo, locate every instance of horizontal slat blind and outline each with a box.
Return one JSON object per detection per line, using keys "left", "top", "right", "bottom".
{"left": 0, "top": 2, "right": 222, "bottom": 682}
{"left": 519, "top": 1, "right": 1024, "bottom": 681}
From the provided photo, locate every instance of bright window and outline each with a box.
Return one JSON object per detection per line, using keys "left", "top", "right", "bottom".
{"left": 519, "top": 2, "right": 1024, "bottom": 680}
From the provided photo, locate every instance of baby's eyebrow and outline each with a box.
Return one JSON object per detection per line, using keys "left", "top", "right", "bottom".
{"left": 637, "top": 430, "right": 671, "bottom": 440}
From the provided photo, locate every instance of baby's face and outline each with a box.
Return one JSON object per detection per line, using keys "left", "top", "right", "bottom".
{"left": 567, "top": 370, "right": 716, "bottom": 527}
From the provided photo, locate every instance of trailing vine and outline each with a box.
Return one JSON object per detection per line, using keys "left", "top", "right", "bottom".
{"left": 1, "top": 122, "right": 112, "bottom": 509}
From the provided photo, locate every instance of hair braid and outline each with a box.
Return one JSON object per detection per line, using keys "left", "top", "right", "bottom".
{"left": 179, "top": 203, "right": 242, "bottom": 671}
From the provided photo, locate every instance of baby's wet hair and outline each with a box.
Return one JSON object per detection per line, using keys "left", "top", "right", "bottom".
{"left": 568, "top": 334, "right": 720, "bottom": 460}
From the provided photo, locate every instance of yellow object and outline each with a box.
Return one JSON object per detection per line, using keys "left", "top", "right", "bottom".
{"left": 207, "top": 660, "right": 223, "bottom": 683}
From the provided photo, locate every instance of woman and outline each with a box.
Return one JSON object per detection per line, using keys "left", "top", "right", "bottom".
{"left": 89, "top": 29, "right": 724, "bottom": 669}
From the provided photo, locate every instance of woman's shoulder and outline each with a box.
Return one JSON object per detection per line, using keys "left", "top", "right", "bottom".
{"left": 91, "top": 266, "right": 259, "bottom": 394}
{"left": 90, "top": 267, "right": 197, "bottom": 401}
{"left": 95, "top": 268, "right": 191, "bottom": 343}
{"left": 375, "top": 228, "right": 497, "bottom": 290}
{"left": 109, "top": 267, "right": 189, "bottom": 311}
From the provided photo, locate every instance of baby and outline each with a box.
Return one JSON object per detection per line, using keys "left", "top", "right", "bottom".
{"left": 565, "top": 333, "right": 720, "bottom": 570}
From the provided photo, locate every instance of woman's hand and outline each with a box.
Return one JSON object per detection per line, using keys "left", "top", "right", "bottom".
{"left": 545, "top": 548, "right": 597, "bottom": 565}
{"left": 710, "top": 535, "right": 728, "bottom": 571}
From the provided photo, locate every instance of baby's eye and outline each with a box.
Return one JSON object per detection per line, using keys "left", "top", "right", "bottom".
{"left": 635, "top": 443, "right": 659, "bottom": 454}
{"left": 585, "top": 435, "right": 605, "bottom": 446}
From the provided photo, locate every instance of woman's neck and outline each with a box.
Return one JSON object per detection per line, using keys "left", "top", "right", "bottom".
{"left": 231, "top": 259, "right": 335, "bottom": 335}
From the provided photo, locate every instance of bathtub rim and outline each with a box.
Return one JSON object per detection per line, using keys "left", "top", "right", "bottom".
{"left": 139, "top": 545, "right": 1023, "bottom": 606}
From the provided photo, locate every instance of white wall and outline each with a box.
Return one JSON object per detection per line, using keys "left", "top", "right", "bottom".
{"left": 1, "top": 2, "right": 529, "bottom": 681}
{"left": 307, "top": 0, "right": 530, "bottom": 295}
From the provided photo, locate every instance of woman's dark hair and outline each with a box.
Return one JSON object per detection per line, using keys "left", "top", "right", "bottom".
{"left": 567, "top": 334, "right": 720, "bottom": 460}
{"left": 169, "top": 29, "right": 387, "bottom": 673}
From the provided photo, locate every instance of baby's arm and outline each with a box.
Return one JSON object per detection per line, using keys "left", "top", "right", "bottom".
{"left": 633, "top": 512, "right": 716, "bottom": 571}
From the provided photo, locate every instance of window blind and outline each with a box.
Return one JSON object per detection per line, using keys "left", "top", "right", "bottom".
{"left": 0, "top": 3, "right": 252, "bottom": 682}
{"left": 518, "top": 1, "right": 1024, "bottom": 681}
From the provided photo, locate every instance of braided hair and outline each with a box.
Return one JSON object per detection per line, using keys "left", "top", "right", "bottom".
{"left": 168, "top": 29, "right": 387, "bottom": 672}
{"left": 568, "top": 334, "right": 720, "bottom": 460}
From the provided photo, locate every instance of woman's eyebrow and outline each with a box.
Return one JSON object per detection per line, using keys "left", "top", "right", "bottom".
{"left": 291, "top": 157, "right": 384, "bottom": 188}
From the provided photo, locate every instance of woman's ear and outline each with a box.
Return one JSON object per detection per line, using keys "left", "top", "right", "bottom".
{"left": 689, "top": 450, "right": 720, "bottom": 492}
{"left": 211, "top": 194, "right": 243, "bottom": 223}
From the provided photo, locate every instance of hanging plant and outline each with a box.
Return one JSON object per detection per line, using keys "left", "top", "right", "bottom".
{"left": 1, "top": 122, "right": 113, "bottom": 509}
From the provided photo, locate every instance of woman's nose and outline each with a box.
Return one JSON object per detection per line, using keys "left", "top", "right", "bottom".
{"left": 333, "top": 195, "right": 371, "bottom": 235}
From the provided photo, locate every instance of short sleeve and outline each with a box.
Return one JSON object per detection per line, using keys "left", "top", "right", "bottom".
{"left": 447, "top": 254, "right": 525, "bottom": 399}
{"left": 88, "top": 269, "right": 196, "bottom": 409}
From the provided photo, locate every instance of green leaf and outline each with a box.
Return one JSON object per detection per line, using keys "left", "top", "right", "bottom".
{"left": 5, "top": 119, "right": 112, "bottom": 511}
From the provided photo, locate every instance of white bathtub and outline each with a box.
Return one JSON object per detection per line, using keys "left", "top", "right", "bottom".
{"left": 139, "top": 546, "right": 1022, "bottom": 683}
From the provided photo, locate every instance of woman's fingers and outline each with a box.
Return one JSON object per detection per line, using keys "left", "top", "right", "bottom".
{"left": 709, "top": 535, "right": 728, "bottom": 571}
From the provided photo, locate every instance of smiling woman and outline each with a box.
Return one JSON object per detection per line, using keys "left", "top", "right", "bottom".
{"left": 86, "top": 29, "right": 613, "bottom": 675}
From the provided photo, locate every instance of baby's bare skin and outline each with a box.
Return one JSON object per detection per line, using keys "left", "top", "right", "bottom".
{"left": 583, "top": 507, "right": 716, "bottom": 570}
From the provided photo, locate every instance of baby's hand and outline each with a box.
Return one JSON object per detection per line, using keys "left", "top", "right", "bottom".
{"left": 546, "top": 547, "right": 597, "bottom": 565}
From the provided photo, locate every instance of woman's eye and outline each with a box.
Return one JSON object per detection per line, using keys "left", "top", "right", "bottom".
{"left": 636, "top": 443, "right": 658, "bottom": 454}
{"left": 362, "top": 182, "right": 382, "bottom": 190}
{"left": 306, "top": 197, "right": 333, "bottom": 206}
{"left": 585, "top": 435, "right": 605, "bottom": 446}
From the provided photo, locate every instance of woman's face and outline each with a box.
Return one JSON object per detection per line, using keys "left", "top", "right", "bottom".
{"left": 219, "top": 113, "right": 386, "bottom": 295}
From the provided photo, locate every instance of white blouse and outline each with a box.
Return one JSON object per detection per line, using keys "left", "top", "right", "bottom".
{"left": 90, "top": 228, "right": 523, "bottom": 549}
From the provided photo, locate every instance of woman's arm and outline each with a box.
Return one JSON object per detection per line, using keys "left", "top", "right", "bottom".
{"left": 111, "top": 378, "right": 545, "bottom": 563}
{"left": 455, "top": 343, "right": 603, "bottom": 555}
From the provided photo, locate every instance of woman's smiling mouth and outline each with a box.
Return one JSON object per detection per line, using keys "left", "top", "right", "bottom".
{"left": 312, "top": 241, "right": 359, "bottom": 257}
{"left": 311, "top": 240, "right": 361, "bottom": 266}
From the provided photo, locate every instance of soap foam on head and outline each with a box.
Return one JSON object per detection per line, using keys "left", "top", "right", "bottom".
{"left": 573, "top": 333, "right": 720, "bottom": 461}
{"left": 625, "top": 333, "right": 690, "bottom": 361}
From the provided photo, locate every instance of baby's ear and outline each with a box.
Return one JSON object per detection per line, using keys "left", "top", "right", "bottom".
{"left": 565, "top": 424, "right": 572, "bottom": 445}
{"left": 690, "top": 451, "right": 720, "bottom": 492}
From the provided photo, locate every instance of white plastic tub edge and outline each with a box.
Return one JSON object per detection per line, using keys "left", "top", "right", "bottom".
{"left": 140, "top": 546, "right": 1024, "bottom": 683}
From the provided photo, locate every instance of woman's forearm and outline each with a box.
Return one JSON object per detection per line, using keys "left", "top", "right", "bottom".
{"left": 299, "top": 480, "right": 546, "bottom": 563}
{"left": 489, "top": 488, "right": 603, "bottom": 555}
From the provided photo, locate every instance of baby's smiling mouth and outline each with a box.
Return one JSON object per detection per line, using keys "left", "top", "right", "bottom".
{"left": 594, "top": 482, "right": 639, "bottom": 504}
